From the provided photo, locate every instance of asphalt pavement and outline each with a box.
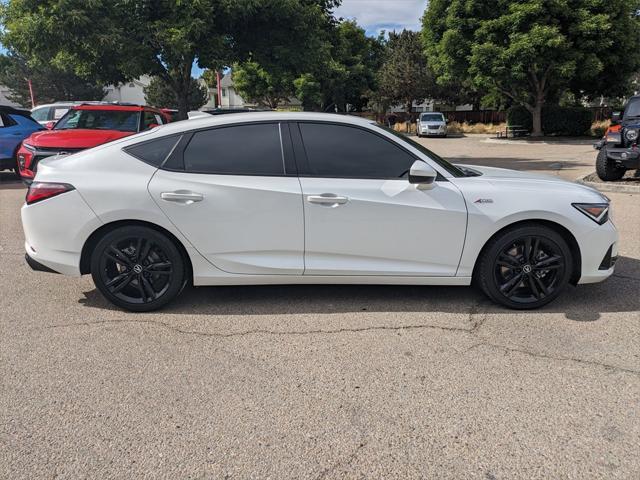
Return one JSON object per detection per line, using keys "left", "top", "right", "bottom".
{"left": 1, "top": 136, "right": 639, "bottom": 479}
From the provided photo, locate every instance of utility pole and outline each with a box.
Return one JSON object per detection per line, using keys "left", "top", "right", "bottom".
{"left": 25, "top": 78, "right": 35, "bottom": 108}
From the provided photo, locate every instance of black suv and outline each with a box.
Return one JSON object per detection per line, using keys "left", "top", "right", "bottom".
{"left": 594, "top": 96, "right": 640, "bottom": 180}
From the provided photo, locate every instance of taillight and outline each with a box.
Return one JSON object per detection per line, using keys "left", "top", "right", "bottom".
{"left": 25, "top": 182, "right": 75, "bottom": 205}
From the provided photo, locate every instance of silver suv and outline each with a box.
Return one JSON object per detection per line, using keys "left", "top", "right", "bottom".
{"left": 417, "top": 112, "right": 447, "bottom": 138}
{"left": 30, "top": 101, "right": 103, "bottom": 127}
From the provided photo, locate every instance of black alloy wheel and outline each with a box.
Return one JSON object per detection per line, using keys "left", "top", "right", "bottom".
{"left": 477, "top": 225, "right": 573, "bottom": 309}
{"left": 91, "top": 226, "right": 185, "bottom": 312}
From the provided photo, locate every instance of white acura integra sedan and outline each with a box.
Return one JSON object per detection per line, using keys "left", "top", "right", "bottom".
{"left": 21, "top": 112, "right": 617, "bottom": 311}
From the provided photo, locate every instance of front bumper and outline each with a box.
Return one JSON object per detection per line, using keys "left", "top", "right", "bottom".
{"left": 419, "top": 126, "right": 447, "bottom": 136}
{"left": 577, "top": 220, "right": 618, "bottom": 284}
{"left": 605, "top": 147, "right": 640, "bottom": 169}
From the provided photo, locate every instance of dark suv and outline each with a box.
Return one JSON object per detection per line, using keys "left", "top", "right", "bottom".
{"left": 594, "top": 96, "right": 640, "bottom": 180}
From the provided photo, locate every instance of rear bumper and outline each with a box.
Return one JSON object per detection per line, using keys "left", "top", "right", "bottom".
{"left": 0, "top": 157, "right": 16, "bottom": 170}
{"left": 25, "top": 253, "right": 60, "bottom": 274}
{"left": 21, "top": 189, "right": 102, "bottom": 277}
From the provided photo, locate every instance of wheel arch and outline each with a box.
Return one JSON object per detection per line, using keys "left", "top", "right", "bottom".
{"left": 80, "top": 219, "right": 193, "bottom": 282}
{"left": 471, "top": 219, "right": 582, "bottom": 285}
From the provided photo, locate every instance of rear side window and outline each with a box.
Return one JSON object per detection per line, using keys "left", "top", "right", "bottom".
{"left": 30, "top": 107, "right": 51, "bottom": 122}
{"left": 298, "top": 123, "right": 416, "bottom": 179}
{"left": 0, "top": 114, "right": 13, "bottom": 127}
{"left": 124, "top": 135, "right": 182, "bottom": 167}
{"left": 183, "top": 123, "right": 284, "bottom": 175}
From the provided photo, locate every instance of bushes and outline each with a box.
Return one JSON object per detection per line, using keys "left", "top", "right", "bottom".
{"left": 590, "top": 120, "right": 610, "bottom": 138}
{"left": 506, "top": 105, "right": 594, "bottom": 136}
{"left": 448, "top": 121, "right": 506, "bottom": 134}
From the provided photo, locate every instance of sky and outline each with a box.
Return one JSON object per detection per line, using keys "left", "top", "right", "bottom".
{"left": 334, "top": 0, "right": 428, "bottom": 37}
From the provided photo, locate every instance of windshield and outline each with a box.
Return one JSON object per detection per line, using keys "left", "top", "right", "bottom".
{"left": 420, "top": 113, "right": 444, "bottom": 122}
{"left": 379, "top": 125, "right": 465, "bottom": 177}
{"left": 624, "top": 99, "right": 640, "bottom": 119}
{"left": 55, "top": 109, "right": 140, "bottom": 132}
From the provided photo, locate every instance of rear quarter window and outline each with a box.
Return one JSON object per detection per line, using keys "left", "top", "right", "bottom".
{"left": 124, "top": 135, "right": 182, "bottom": 167}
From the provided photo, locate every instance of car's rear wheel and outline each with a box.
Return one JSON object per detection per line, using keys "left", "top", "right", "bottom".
{"left": 476, "top": 225, "right": 572, "bottom": 309}
{"left": 90, "top": 226, "right": 185, "bottom": 312}
{"left": 596, "top": 147, "right": 626, "bottom": 181}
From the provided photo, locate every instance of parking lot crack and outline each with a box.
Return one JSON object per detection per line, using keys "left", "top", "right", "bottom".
{"left": 46, "top": 318, "right": 474, "bottom": 338}
{"left": 468, "top": 341, "right": 640, "bottom": 377}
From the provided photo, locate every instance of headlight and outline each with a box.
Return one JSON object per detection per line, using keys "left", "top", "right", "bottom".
{"left": 572, "top": 203, "right": 609, "bottom": 225}
{"left": 625, "top": 129, "right": 638, "bottom": 142}
{"left": 606, "top": 132, "right": 621, "bottom": 143}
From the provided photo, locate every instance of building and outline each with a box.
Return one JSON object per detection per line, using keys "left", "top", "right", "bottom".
{"left": 102, "top": 75, "right": 151, "bottom": 105}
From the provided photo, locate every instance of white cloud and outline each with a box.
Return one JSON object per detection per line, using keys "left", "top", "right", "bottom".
{"left": 334, "top": 0, "right": 428, "bottom": 35}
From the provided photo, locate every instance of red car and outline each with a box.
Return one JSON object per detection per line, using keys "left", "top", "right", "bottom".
{"left": 17, "top": 103, "right": 170, "bottom": 181}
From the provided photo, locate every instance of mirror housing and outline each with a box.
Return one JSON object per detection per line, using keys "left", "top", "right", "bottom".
{"left": 611, "top": 112, "right": 621, "bottom": 124}
{"left": 45, "top": 121, "right": 56, "bottom": 130}
{"left": 409, "top": 160, "right": 437, "bottom": 189}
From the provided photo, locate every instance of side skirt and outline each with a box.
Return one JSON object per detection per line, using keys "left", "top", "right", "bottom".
{"left": 193, "top": 275, "right": 472, "bottom": 287}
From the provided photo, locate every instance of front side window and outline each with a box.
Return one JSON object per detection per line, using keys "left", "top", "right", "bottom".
{"left": 141, "top": 111, "right": 161, "bottom": 131}
{"left": 55, "top": 109, "right": 140, "bottom": 132}
{"left": 183, "top": 123, "right": 284, "bottom": 175}
{"left": 381, "top": 125, "right": 465, "bottom": 177}
{"left": 298, "top": 123, "right": 416, "bottom": 179}
{"left": 53, "top": 107, "right": 69, "bottom": 120}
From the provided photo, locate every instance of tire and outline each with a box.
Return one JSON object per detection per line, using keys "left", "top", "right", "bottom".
{"left": 596, "top": 147, "right": 626, "bottom": 181}
{"left": 90, "top": 226, "right": 186, "bottom": 312}
{"left": 475, "top": 224, "right": 573, "bottom": 309}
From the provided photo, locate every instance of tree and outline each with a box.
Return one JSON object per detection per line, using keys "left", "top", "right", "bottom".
{"left": 2, "top": 0, "right": 230, "bottom": 119}
{"left": 0, "top": 54, "right": 105, "bottom": 107}
{"left": 233, "top": 19, "right": 383, "bottom": 112}
{"left": 233, "top": 61, "right": 294, "bottom": 108}
{"left": 144, "top": 76, "right": 208, "bottom": 111}
{"left": 306, "top": 20, "right": 385, "bottom": 112}
{"left": 423, "top": 0, "right": 640, "bottom": 136}
{"left": 377, "top": 30, "right": 433, "bottom": 116}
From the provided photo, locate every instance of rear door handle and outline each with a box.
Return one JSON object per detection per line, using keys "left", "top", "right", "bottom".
{"left": 160, "top": 191, "right": 204, "bottom": 204}
{"left": 307, "top": 194, "right": 349, "bottom": 207}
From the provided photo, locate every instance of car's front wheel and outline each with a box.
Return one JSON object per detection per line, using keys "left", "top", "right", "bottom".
{"left": 90, "top": 226, "right": 186, "bottom": 312}
{"left": 476, "top": 224, "right": 573, "bottom": 309}
{"left": 596, "top": 147, "right": 626, "bottom": 181}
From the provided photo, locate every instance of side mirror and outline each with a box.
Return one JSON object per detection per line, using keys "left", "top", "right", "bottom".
{"left": 611, "top": 112, "right": 621, "bottom": 124}
{"left": 409, "top": 160, "right": 437, "bottom": 189}
{"left": 45, "top": 121, "right": 56, "bottom": 130}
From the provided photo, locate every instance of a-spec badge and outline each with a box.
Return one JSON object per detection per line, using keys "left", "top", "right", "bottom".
{"left": 474, "top": 198, "right": 494, "bottom": 204}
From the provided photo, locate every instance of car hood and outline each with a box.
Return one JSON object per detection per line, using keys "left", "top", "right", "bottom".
{"left": 455, "top": 164, "right": 605, "bottom": 196}
{"left": 25, "top": 129, "right": 134, "bottom": 149}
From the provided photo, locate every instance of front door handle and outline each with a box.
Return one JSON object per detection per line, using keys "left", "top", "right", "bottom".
{"left": 307, "top": 194, "right": 349, "bottom": 207}
{"left": 160, "top": 191, "right": 204, "bottom": 204}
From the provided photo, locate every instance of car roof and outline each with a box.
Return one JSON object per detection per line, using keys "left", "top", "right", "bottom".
{"left": 152, "top": 111, "right": 375, "bottom": 136}
{"left": 72, "top": 103, "right": 160, "bottom": 112}
{"left": 0, "top": 105, "right": 32, "bottom": 117}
